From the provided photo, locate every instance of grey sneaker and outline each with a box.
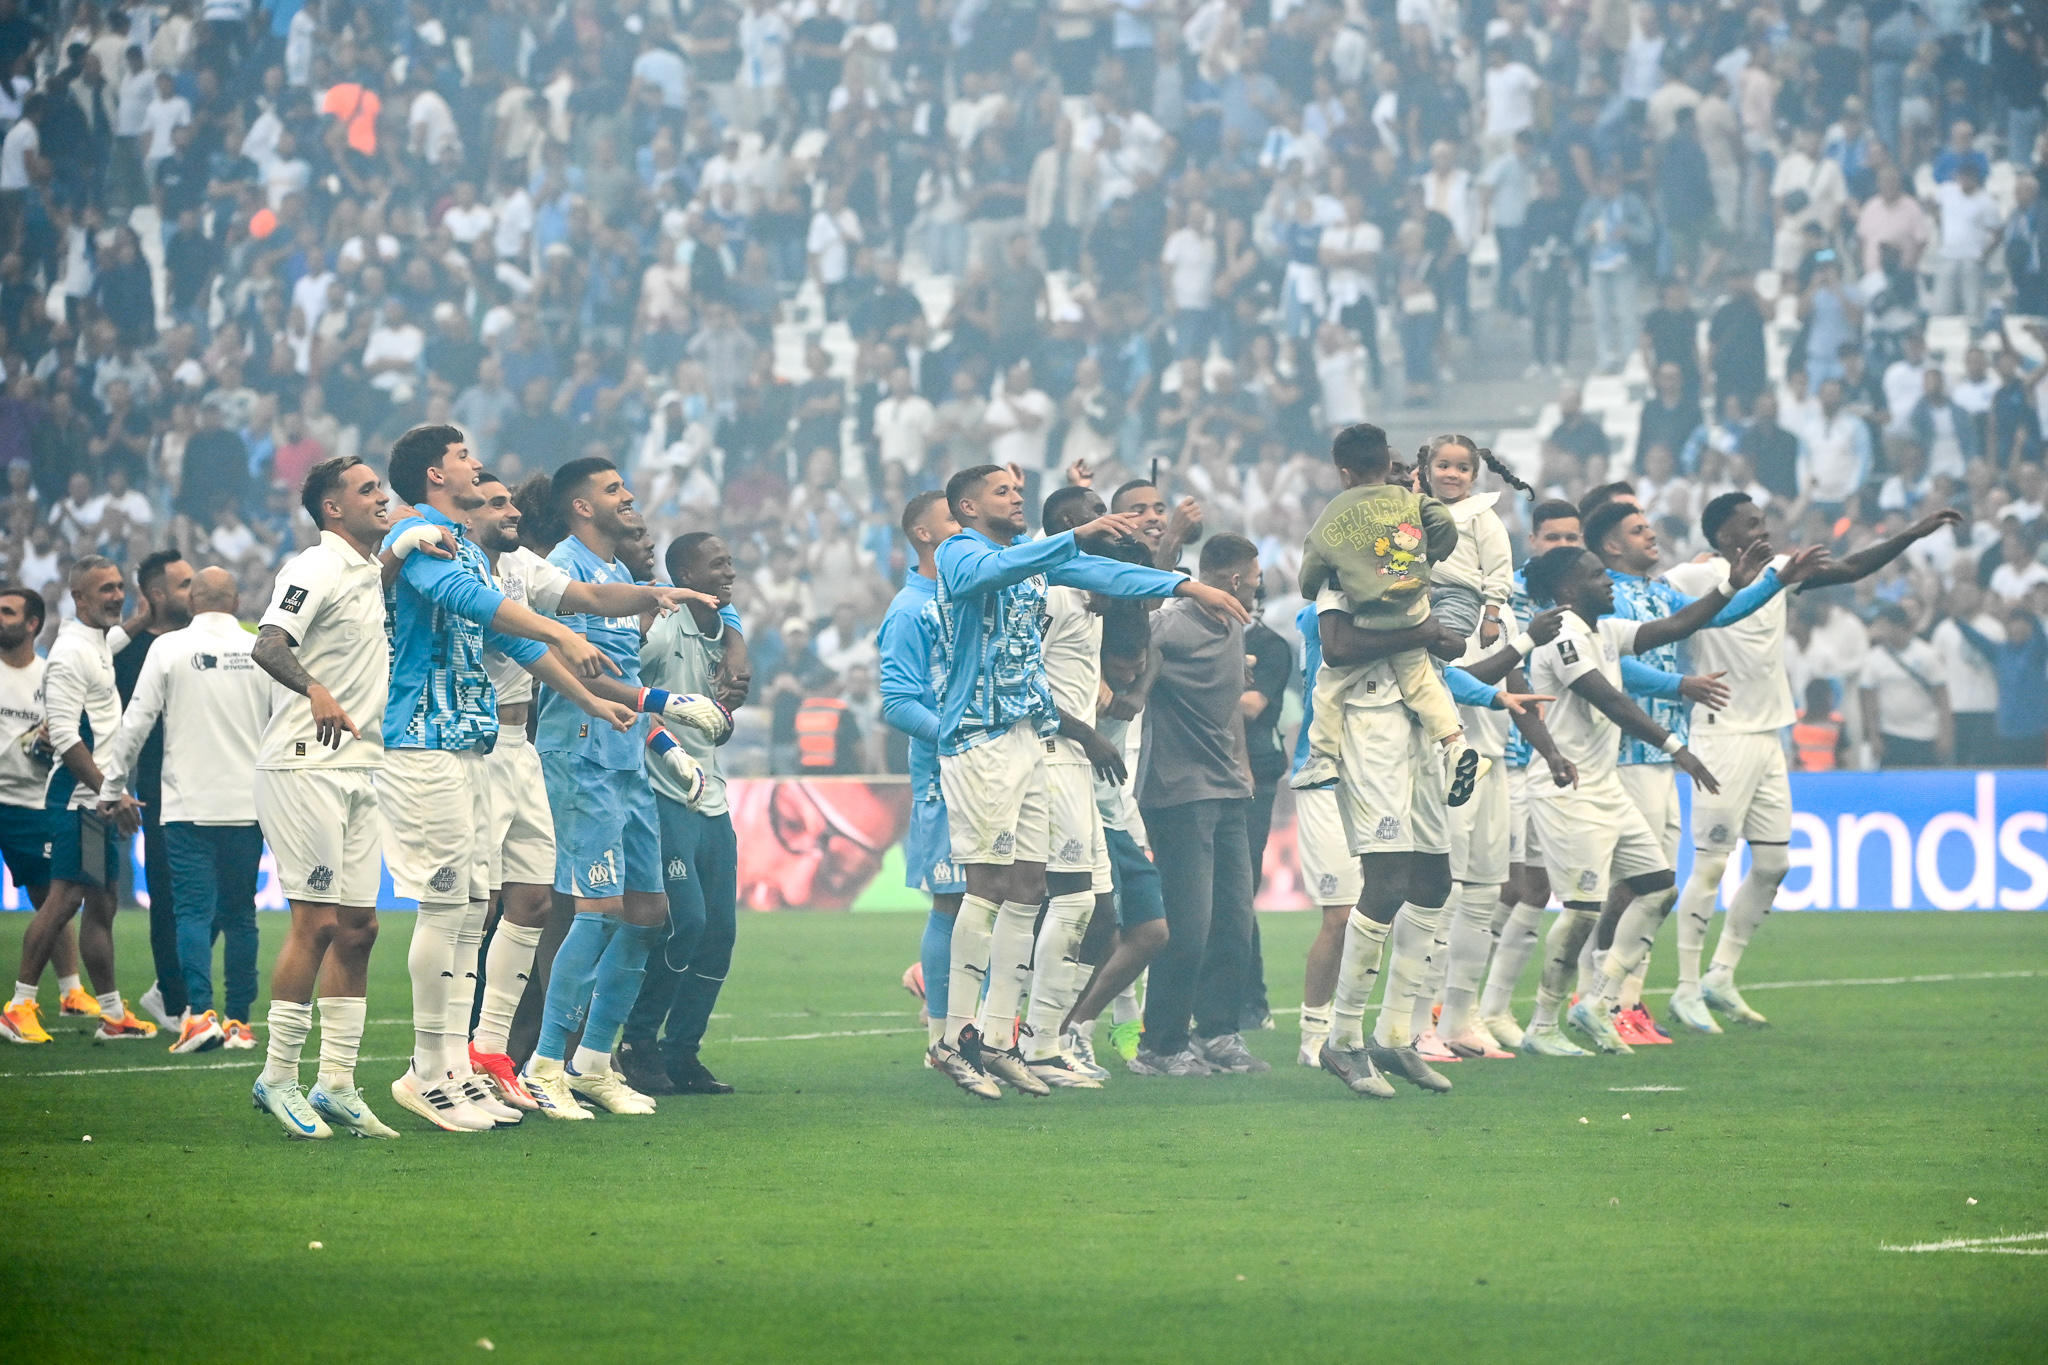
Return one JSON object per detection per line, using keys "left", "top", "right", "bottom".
{"left": 1128, "top": 1046, "right": 1214, "bottom": 1077}
{"left": 1317, "top": 1040, "right": 1397, "bottom": 1098}
{"left": 1367, "top": 1039, "right": 1453, "bottom": 1093}
{"left": 1193, "top": 1032, "right": 1273, "bottom": 1074}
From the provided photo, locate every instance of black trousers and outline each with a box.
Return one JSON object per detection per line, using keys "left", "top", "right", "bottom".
{"left": 1241, "top": 781, "right": 1278, "bottom": 1021}
{"left": 1139, "top": 798, "right": 1252, "bottom": 1057}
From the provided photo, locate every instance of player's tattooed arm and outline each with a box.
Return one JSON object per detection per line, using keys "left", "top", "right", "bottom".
{"left": 253, "top": 625, "right": 359, "bottom": 748}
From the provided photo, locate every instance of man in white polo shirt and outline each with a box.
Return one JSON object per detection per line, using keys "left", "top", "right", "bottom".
{"left": 97, "top": 568, "right": 272, "bottom": 1055}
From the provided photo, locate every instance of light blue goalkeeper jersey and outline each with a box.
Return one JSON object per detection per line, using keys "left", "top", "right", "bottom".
{"left": 534, "top": 534, "right": 650, "bottom": 771}
{"left": 878, "top": 571, "right": 944, "bottom": 801}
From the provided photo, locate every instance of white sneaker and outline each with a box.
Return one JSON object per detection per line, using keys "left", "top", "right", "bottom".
{"left": 1668, "top": 985, "right": 1722, "bottom": 1033}
{"left": 1701, "top": 968, "right": 1768, "bottom": 1024}
{"left": 1026, "top": 1053, "right": 1104, "bottom": 1088}
{"left": 1288, "top": 754, "right": 1340, "bottom": 791}
{"left": 1443, "top": 1022, "right": 1515, "bottom": 1059}
{"left": 1520, "top": 1024, "right": 1593, "bottom": 1057}
{"left": 1062, "top": 1028, "right": 1110, "bottom": 1082}
{"left": 1297, "top": 1033, "right": 1329, "bottom": 1067}
{"left": 1566, "top": 998, "right": 1634, "bottom": 1054}
{"left": 308, "top": 1082, "right": 401, "bottom": 1138}
{"left": 138, "top": 981, "right": 178, "bottom": 1030}
{"left": 389, "top": 1071, "right": 494, "bottom": 1132}
{"left": 457, "top": 1075, "right": 524, "bottom": 1126}
{"left": 522, "top": 1056, "right": 594, "bottom": 1120}
{"left": 251, "top": 1076, "right": 331, "bottom": 1139}
{"left": 1480, "top": 1012, "right": 1526, "bottom": 1049}
{"left": 568, "top": 1064, "right": 658, "bottom": 1115}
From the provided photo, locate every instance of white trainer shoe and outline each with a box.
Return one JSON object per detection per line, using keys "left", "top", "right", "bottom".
{"left": 1668, "top": 985, "right": 1722, "bottom": 1034}
{"left": 1026, "top": 1053, "right": 1104, "bottom": 1088}
{"left": 568, "top": 1065, "right": 658, "bottom": 1114}
{"left": 456, "top": 1075, "right": 524, "bottom": 1126}
{"left": 139, "top": 981, "right": 178, "bottom": 1030}
{"left": 308, "top": 1082, "right": 401, "bottom": 1138}
{"left": 1297, "top": 1033, "right": 1329, "bottom": 1067}
{"left": 1520, "top": 1024, "right": 1593, "bottom": 1057}
{"left": 1701, "top": 968, "right": 1768, "bottom": 1025}
{"left": 390, "top": 1071, "right": 494, "bottom": 1132}
{"left": 252, "top": 1077, "right": 331, "bottom": 1139}
{"left": 1480, "top": 1012, "right": 1527, "bottom": 1050}
{"left": 1566, "top": 998, "right": 1634, "bottom": 1054}
{"left": 1062, "top": 1028, "right": 1110, "bottom": 1081}
{"left": 1288, "top": 754, "right": 1339, "bottom": 790}
{"left": 522, "top": 1057, "right": 594, "bottom": 1119}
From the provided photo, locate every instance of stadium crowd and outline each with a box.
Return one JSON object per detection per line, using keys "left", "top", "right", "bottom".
{"left": 0, "top": 0, "right": 2044, "bottom": 768}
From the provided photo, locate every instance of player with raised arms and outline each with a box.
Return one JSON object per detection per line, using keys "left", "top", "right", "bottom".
{"left": 930, "top": 464, "right": 1248, "bottom": 1097}
{"left": 1661, "top": 497, "right": 1961, "bottom": 1030}
{"left": 377, "top": 427, "right": 635, "bottom": 1133}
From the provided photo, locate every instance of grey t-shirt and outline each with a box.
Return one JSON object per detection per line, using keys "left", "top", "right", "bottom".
{"left": 1138, "top": 598, "right": 1252, "bottom": 810}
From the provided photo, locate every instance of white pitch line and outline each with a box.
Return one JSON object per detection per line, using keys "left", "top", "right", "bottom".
{"left": 1881, "top": 1231, "right": 2048, "bottom": 1254}
{"left": 1608, "top": 1085, "right": 1687, "bottom": 1092}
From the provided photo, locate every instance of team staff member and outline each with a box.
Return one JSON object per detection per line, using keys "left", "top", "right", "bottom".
{"left": 0, "top": 586, "right": 103, "bottom": 1028}
{"left": 621, "top": 532, "right": 749, "bottom": 1098}
{"left": 97, "top": 569, "right": 272, "bottom": 1055}
{"left": 1237, "top": 605, "right": 1293, "bottom": 1032}
{"left": 115, "top": 549, "right": 193, "bottom": 1035}
{"left": 1130, "top": 534, "right": 1265, "bottom": 1078}
{"left": 4, "top": 557, "right": 157, "bottom": 1044}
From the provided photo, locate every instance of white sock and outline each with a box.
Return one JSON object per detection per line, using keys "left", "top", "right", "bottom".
{"left": 1023, "top": 892, "right": 1093, "bottom": 1060}
{"left": 473, "top": 920, "right": 542, "bottom": 1055}
{"left": 943, "top": 895, "right": 998, "bottom": 1047}
{"left": 571, "top": 1044, "right": 611, "bottom": 1075}
{"left": 1439, "top": 882, "right": 1501, "bottom": 1038}
{"left": 57, "top": 972, "right": 80, "bottom": 994}
{"left": 1576, "top": 927, "right": 1602, "bottom": 994}
{"left": 1376, "top": 901, "right": 1448, "bottom": 1049}
{"left": 1531, "top": 909, "right": 1598, "bottom": 1029}
{"left": 445, "top": 900, "right": 489, "bottom": 1072}
{"left": 1673, "top": 852, "right": 1728, "bottom": 991}
{"left": 1408, "top": 907, "right": 1455, "bottom": 1042}
{"left": 1329, "top": 911, "right": 1392, "bottom": 1049}
{"left": 1299, "top": 1000, "right": 1332, "bottom": 1043}
{"left": 975, "top": 900, "right": 1040, "bottom": 1050}
{"left": 261, "top": 999, "right": 313, "bottom": 1086}
{"left": 11, "top": 980, "right": 35, "bottom": 1006}
{"left": 926, "top": 1015, "right": 943, "bottom": 1047}
{"left": 96, "top": 990, "right": 123, "bottom": 1020}
{"left": 408, "top": 903, "right": 463, "bottom": 1082}
{"left": 1479, "top": 902, "right": 1545, "bottom": 1018}
{"left": 315, "top": 997, "right": 367, "bottom": 1090}
{"left": 1711, "top": 847, "right": 1788, "bottom": 976}
{"left": 1619, "top": 952, "right": 1652, "bottom": 1010}
{"left": 1591, "top": 889, "right": 1677, "bottom": 1008}
{"left": 1111, "top": 977, "right": 1142, "bottom": 1026}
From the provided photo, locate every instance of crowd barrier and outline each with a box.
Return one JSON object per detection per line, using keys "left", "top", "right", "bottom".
{"left": 4, "top": 770, "right": 2043, "bottom": 914}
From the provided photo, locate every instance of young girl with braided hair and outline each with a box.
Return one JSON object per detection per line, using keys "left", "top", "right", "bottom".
{"left": 1417, "top": 434, "right": 1531, "bottom": 646}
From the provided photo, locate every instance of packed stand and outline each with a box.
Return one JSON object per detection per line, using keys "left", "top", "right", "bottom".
{"left": 0, "top": 0, "right": 2042, "bottom": 771}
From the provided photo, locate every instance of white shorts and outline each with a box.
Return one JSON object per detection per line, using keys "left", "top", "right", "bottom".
{"left": 1618, "top": 763, "right": 1682, "bottom": 865}
{"left": 1047, "top": 753, "right": 1112, "bottom": 892}
{"left": 1336, "top": 703, "right": 1451, "bottom": 857}
{"left": 487, "top": 732, "right": 556, "bottom": 890}
{"left": 255, "top": 766, "right": 381, "bottom": 906}
{"left": 377, "top": 747, "right": 492, "bottom": 905}
{"left": 1450, "top": 754, "right": 1510, "bottom": 887}
{"left": 1688, "top": 729, "right": 1794, "bottom": 853}
{"left": 1295, "top": 785, "right": 1363, "bottom": 907}
{"left": 1531, "top": 777, "right": 1669, "bottom": 905}
{"left": 939, "top": 722, "right": 1050, "bottom": 867}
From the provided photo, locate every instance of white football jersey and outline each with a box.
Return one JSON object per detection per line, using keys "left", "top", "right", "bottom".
{"left": 1042, "top": 584, "right": 1102, "bottom": 765}
{"left": 0, "top": 654, "right": 46, "bottom": 808}
{"left": 1525, "top": 611, "right": 1642, "bottom": 797}
{"left": 256, "top": 531, "right": 387, "bottom": 771}
{"left": 1662, "top": 553, "right": 1794, "bottom": 735}
{"left": 487, "top": 545, "right": 573, "bottom": 706}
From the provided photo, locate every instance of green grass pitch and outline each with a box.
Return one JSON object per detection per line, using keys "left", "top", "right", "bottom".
{"left": 1, "top": 909, "right": 2043, "bottom": 1363}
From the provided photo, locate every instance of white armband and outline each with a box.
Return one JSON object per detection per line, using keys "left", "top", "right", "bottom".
{"left": 1660, "top": 734, "right": 1683, "bottom": 756}
{"left": 1509, "top": 632, "right": 1535, "bottom": 658}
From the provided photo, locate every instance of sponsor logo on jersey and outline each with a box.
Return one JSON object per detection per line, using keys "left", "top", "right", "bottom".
{"left": 1058, "top": 838, "right": 1084, "bottom": 865}
{"left": 666, "top": 857, "right": 689, "bottom": 881}
{"left": 307, "top": 865, "right": 334, "bottom": 893}
{"left": 1709, "top": 823, "right": 1732, "bottom": 846}
{"left": 1578, "top": 869, "right": 1600, "bottom": 893}
{"left": 428, "top": 866, "right": 458, "bottom": 895}
{"left": 281, "top": 585, "right": 308, "bottom": 613}
{"left": 189, "top": 653, "right": 219, "bottom": 670}
{"left": 586, "top": 858, "right": 615, "bottom": 888}
{"left": 1374, "top": 816, "right": 1401, "bottom": 841}
{"left": 992, "top": 831, "right": 1015, "bottom": 856}
{"left": 1559, "top": 639, "right": 1579, "bottom": 666}
{"left": 1317, "top": 873, "right": 1340, "bottom": 898}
